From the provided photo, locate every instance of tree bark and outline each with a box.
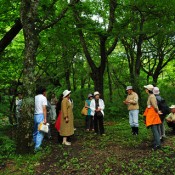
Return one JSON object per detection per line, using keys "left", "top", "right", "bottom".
{"left": 16, "top": 0, "right": 39, "bottom": 153}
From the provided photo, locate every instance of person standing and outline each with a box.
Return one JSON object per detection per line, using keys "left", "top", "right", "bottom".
{"left": 33, "top": 87, "right": 47, "bottom": 152}
{"left": 123, "top": 86, "right": 139, "bottom": 135}
{"left": 153, "top": 87, "right": 168, "bottom": 140}
{"left": 55, "top": 94, "right": 63, "bottom": 143}
{"left": 143, "top": 84, "right": 162, "bottom": 150}
{"left": 50, "top": 93, "right": 57, "bottom": 121}
{"left": 15, "top": 93, "right": 23, "bottom": 124}
{"left": 85, "top": 94, "right": 94, "bottom": 131}
{"left": 90, "top": 91, "right": 105, "bottom": 135}
{"left": 60, "top": 90, "right": 74, "bottom": 145}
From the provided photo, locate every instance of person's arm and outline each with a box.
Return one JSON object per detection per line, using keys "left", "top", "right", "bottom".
{"left": 97, "top": 99, "right": 105, "bottom": 111}
{"left": 62, "top": 99, "right": 69, "bottom": 122}
{"left": 43, "top": 105, "right": 47, "bottom": 124}
{"left": 128, "top": 94, "right": 138, "bottom": 105}
{"left": 150, "top": 96, "right": 158, "bottom": 112}
{"left": 90, "top": 100, "right": 95, "bottom": 112}
{"left": 85, "top": 101, "right": 89, "bottom": 108}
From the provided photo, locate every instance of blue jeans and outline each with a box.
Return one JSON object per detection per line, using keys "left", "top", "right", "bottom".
{"left": 150, "top": 124, "right": 161, "bottom": 146}
{"left": 129, "top": 110, "right": 139, "bottom": 127}
{"left": 33, "top": 114, "right": 44, "bottom": 150}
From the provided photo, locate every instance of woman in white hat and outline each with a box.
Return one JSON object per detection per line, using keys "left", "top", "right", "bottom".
{"left": 90, "top": 91, "right": 105, "bottom": 135}
{"left": 60, "top": 90, "right": 74, "bottom": 145}
{"left": 143, "top": 84, "right": 162, "bottom": 150}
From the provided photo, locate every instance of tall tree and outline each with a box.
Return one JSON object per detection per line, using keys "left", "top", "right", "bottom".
{"left": 18, "top": 0, "right": 79, "bottom": 153}
{"left": 72, "top": 0, "right": 119, "bottom": 98}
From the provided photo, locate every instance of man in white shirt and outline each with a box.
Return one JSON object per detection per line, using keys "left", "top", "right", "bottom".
{"left": 33, "top": 87, "right": 47, "bottom": 152}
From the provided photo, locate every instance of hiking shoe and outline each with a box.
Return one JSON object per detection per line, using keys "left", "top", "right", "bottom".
{"left": 153, "top": 145, "right": 161, "bottom": 151}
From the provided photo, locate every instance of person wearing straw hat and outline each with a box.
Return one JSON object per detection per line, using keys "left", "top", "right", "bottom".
{"left": 90, "top": 91, "right": 105, "bottom": 135}
{"left": 123, "top": 86, "right": 139, "bottom": 135}
{"left": 143, "top": 84, "right": 162, "bottom": 150}
{"left": 166, "top": 105, "right": 175, "bottom": 132}
{"left": 60, "top": 90, "right": 74, "bottom": 145}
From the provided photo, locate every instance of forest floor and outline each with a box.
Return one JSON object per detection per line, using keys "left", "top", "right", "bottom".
{"left": 1, "top": 118, "right": 175, "bottom": 175}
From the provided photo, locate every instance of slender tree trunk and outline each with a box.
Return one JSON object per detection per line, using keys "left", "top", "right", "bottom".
{"left": 16, "top": 0, "right": 39, "bottom": 153}
{"left": 107, "top": 60, "right": 112, "bottom": 102}
{"left": 90, "top": 67, "right": 104, "bottom": 99}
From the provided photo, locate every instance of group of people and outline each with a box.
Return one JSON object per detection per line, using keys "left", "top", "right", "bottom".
{"left": 33, "top": 88, "right": 106, "bottom": 151}
{"left": 33, "top": 88, "right": 74, "bottom": 151}
{"left": 83, "top": 92, "right": 105, "bottom": 135}
{"left": 33, "top": 84, "right": 174, "bottom": 152}
{"left": 124, "top": 84, "right": 174, "bottom": 150}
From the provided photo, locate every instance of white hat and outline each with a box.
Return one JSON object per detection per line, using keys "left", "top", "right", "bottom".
{"left": 63, "top": 90, "right": 71, "bottom": 98}
{"left": 126, "top": 86, "right": 133, "bottom": 91}
{"left": 94, "top": 91, "right": 100, "bottom": 96}
{"left": 169, "top": 105, "right": 175, "bottom": 109}
{"left": 153, "top": 87, "right": 160, "bottom": 95}
{"left": 88, "top": 94, "right": 93, "bottom": 98}
{"left": 144, "top": 84, "right": 154, "bottom": 91}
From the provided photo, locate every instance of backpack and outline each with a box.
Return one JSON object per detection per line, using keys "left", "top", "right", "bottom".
{"left": 156, "top": 96, "right": 170, "bottom": 116}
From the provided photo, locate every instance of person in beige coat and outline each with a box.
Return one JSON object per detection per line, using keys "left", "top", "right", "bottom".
{"left": 60, "top": 90, "right": 74, "bottom": 145}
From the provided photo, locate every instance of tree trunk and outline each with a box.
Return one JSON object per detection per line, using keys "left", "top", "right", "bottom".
{"left": 16, "top": 0, "right": 39, "bottom": 154}
{"left": 107, "top": 60, "right": 112, "bottom": 102}
{"left": 90, "top": 67, "right": 104, "bottom": 99}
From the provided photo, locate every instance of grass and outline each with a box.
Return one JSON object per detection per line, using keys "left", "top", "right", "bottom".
{"left": 1, "top": 116, "right": 175, "bottom": 175}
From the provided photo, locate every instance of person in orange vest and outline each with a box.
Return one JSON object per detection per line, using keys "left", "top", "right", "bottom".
{"left": 143, "top": 84, "right": 162, "bottom": 151}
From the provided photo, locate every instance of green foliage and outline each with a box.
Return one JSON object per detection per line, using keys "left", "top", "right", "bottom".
{"left": 0, "top": 135, "right": 15, "bottom": 159}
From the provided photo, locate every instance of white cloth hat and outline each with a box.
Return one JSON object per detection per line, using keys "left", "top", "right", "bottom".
{"left": 94, "top": 91, "right": 100, "bottom": 96}
{"left": 63, "top": 90, "right": 71, "bottom": 98}
{"left": 169, "top": 105, "right": 175, "bottom": 109}
{"left": 88, "top": 94, "right": 93, "bottom": 98}
{"left": 153, "top": 87, "right": 160, "bottom": 95}
{"left": 126, "top": 86, "right": 133, "bottom": 91}
{"left": 144, "top": 84, "right": 154, "bottom": 91}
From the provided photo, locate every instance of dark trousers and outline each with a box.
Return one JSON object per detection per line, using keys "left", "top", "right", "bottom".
{"left": 85, "top": 115, "right": 94, "bottom": 130}
{"left": 167, "top": 122, "right": 175, "bottom": 130}
{"left": 94, "top": 114, "right": 104, "bottom": 134}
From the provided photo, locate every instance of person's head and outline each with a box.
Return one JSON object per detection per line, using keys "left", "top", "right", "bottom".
{"left": 153, "top": 87, "right": 160, "bottom": 95}
{"left": 51, "top": 93, "right": 55, "bottom": 98}
{"left": 59, "top": 94, "right": 63, "bottom": 101}
{"left": 144, "top": 84, "right": 154, "bottom": 94}
{"left": 169, "top": 105, "right": 175, "bottom": 113}
{"left": 17, "top": 93, "right": 23, "bottom": 99}
{"left": 88, "top": 94, "right": 93, "bottom": 100}
{"left": 126, "top": 86, "right": 133, "bottom": 95}
{"left": 63, "top": 90, "right": 71, "bottom": 98}
{"left": 94, "top": 91, "right": 100, "bottom": 100}
{"left": 36, "top": 87, "right": 46, "bottom": 96}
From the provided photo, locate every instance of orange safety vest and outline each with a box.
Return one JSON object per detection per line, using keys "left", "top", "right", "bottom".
{"left": 143, "top": 106, "right": 162, "bottom": 127}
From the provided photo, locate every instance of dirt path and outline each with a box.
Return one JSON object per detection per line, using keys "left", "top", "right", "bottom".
{"left": 34, "top": 122, "right": 175, "bottom": 175}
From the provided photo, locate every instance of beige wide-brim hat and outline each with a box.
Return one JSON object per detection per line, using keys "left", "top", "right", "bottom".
{"left": 94, "top": 91, "right": 100, "bottom": 96}
{"left": 126, "top": 86, "right": 133, "bottom": 91}
{"left": 169, "top": 105, "right": 175, "bottom": 109}
{"left": 144, "top": 84, "right": 154, "bottom": 91}
{"left": 63, "top": 90, "right": 71, "bottom": 98}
